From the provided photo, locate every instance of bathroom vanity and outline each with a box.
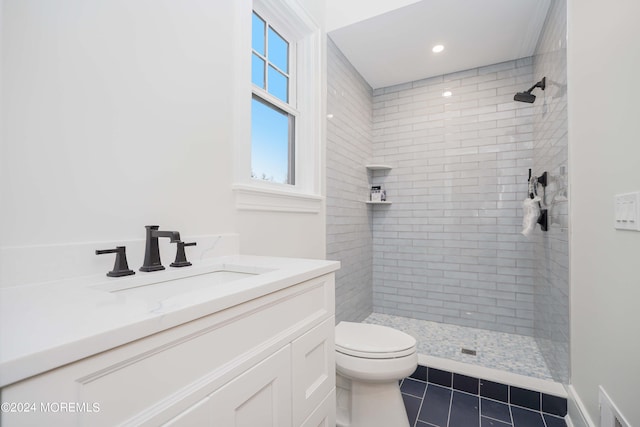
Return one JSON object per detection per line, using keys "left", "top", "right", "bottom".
{"left": 0, "top": 255, "right": 339, "bottom": 426}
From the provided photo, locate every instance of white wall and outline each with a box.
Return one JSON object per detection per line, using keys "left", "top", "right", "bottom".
{"left": 568, "top": 0, "right": 640, "bottom": 424}
{"left": 237, "top": 210, "right": 325, "bottom": 259}
{"left": 1, "top": 0, "right": 237, "bottom": 246}
{"left": 0, "top": 1, "right": 327, "bottom": 284}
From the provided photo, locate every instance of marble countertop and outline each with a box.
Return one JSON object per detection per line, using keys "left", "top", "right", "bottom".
{"left": 0, "top": 255, "right": 339, "bottom": 388}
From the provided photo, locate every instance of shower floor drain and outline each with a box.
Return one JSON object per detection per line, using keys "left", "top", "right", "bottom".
{"left": 461, "top": 348, "right": 477, "bottom": 356}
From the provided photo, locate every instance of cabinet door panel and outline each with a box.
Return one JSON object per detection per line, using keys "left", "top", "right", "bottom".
{"left": 300, "top": 389, "right": 336, "bottom": 427}
{"left": 292, "top": 317, "right": 335, "bottom": 426}
{"left": 210, "top": 346, "right": 292, "bottom": 427}
{"left": 162, "top": 397, "right": 212, "bottom": 426}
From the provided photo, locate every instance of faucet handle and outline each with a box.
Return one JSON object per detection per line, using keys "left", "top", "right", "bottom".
{"left": 170, "top": 241, "right": 197, "bottom": 268}
{"left": 96, "top": 246, "right": 136, "bottom": 277}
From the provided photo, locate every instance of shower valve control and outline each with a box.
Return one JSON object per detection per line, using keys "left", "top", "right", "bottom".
{"left": 614, "top": 192, "right": 640, "bottom": 231}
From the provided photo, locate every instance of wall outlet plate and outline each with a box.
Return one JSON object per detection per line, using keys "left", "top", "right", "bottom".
{"left": 614, "top": 192, "right": 640, "bottom": 231}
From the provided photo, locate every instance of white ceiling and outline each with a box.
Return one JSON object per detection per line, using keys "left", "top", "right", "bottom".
{"left": 328, "top": 0, "right": 551, "bottom": 89}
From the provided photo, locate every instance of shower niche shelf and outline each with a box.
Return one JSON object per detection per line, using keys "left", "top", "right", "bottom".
{"left": 366, "top": 165, "right": 392, "bottom": 204}
{"left": 365, "top": 164, "right": 392, "bottom": 171}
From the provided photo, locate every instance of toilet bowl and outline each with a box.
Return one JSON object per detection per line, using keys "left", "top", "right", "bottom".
{"left": 335, "top": 322, "right": 418, "bottom": 427}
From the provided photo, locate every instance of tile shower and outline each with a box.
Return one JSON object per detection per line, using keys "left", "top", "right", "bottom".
{"left": 327, "top": 0, "right": 568, "bottom": 384}
{"left": 370, "top": 57, "right": 536, "bottom": 336}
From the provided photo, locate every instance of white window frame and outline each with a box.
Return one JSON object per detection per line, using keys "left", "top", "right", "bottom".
{"left": 233, "top": 0, "right": 323, "bottom": 213}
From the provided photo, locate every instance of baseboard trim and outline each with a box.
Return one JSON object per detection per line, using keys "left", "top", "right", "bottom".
{"left": 566, "top": 385, "right": 596, "bottom": 427}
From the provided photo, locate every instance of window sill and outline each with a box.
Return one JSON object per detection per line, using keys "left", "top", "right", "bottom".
{"left": 232, "top": 183, "right": 323, "bottom": 214}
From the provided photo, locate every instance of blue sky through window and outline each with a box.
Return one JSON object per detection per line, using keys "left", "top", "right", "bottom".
{"left": 251, "top": 97, "right": 290, "bottom": 184}
{"left": 252, "top": 13, "right": 265, "bottom": 56}
{"left": 252, "top": 54, "right": 265, "bottom": 87}
{"left": 251, "top": 11, "right": 293, "bottom": 185}
{"left": 268, "top": 65, "right": 288, "bottom": 102}
{"left": 268, "top": 27, "right": 288, "bottom": 73}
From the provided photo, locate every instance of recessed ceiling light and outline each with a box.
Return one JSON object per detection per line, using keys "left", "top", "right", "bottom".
{"left": 432, "top": 44, "right": 445, "bottom": 53}
{"left": 443, "top": 91, "right": 452, "bottom": 97}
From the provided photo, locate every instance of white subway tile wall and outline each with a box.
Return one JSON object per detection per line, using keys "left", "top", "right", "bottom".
{"left": 327, "top": 37, "right": 374, "bottom": 323}
{"left": 371, "top": 59, "right": 538, "bottom": 335}
{"left": 532, "top": 0, "right": 569, "bottom": 384}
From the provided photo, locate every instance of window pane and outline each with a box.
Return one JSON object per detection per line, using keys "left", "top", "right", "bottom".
{"left": 252, "top": 54, "right": 265, "bottom": 88}
{"left": 268, "top": 65, "right": 288, "bottom": 103}
{"left": 252, "top": 13, "right": 265, "bottom": 56}
{"left": 251, "top": 97, "right": 293, "bottom": 184}
{"left": 268, "top": 27, "right": 288, "bottom": 73}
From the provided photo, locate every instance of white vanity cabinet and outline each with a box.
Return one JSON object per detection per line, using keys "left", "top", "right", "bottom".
{"left": 164, "top": 345, "right": 292, "bottom": 427}
{"left": 0, "top": 273, "right": 336, "bottom": 427}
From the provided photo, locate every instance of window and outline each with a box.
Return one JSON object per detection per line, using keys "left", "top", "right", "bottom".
{"left": 251, "top": 11, "right": 296, "bottom": 185}
{"left": 233, "top": 0, "right": 322, "bottom": 213}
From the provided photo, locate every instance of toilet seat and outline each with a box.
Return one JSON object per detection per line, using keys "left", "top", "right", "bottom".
{"left": 335, "top": 322, "right": 416, "bottom": 359}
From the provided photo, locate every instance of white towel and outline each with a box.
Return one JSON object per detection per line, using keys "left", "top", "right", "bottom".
{"left": 521, "top": 196, "right": 541, "bottom": 237}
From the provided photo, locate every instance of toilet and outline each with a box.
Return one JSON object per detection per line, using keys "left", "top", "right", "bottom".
{"left": 335, "top": 321, "right": 418, "bottom": 427}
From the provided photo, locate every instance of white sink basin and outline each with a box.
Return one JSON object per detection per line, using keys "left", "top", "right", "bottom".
{"left": 91, "top": 265, "right": 272, "bottom": 302}
{"left": 111, "top": 270, "right": 256, "bottom": 300}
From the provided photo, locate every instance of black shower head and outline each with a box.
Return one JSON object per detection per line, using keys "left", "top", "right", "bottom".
{"left": 514, "top": 91, "right": 537, "bottom": 103}
{"left": 514, "top": 77, "right": 546, "bottom": 103}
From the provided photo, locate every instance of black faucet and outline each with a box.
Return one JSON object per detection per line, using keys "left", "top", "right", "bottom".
{"left": 171, "top": 241, "right": 197, "bottom": 267}
{"left": 96, "top": 246, "right": 135, "bottom": 277}
{"left": 140, "top": 225, "right": 181, "bottom": 272}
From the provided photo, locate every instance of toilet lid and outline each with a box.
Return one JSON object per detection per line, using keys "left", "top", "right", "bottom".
{"left": 335, "top": 322, "right": 416, "bottom": 359}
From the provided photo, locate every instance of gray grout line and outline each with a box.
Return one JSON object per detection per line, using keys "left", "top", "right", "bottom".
{"left": 482, "top": 414, "right": 514, "bottom": 426}
{"left": 413, "top": 383, "right": 427, "bottom": 427}
{"left": 508, "top": 399, "right": 515, "bottom": 427}
{"left": 479, "top": 391, "right": 483, "bottom": 427}
{"left": 445, "top": 385, "right": 453, "bottom": 427}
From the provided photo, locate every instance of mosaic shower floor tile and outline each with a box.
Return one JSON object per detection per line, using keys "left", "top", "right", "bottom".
{"left": 363, "top": 313, "right": 553, "bottom": 380}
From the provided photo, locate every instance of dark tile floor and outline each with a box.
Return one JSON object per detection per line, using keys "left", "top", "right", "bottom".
{"left": 401, "top": 376, "right": 567, "bottom": 427}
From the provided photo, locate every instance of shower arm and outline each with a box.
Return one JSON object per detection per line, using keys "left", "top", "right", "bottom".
{"left": 525, "top": 77, "right": 546, "bottom": 94}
